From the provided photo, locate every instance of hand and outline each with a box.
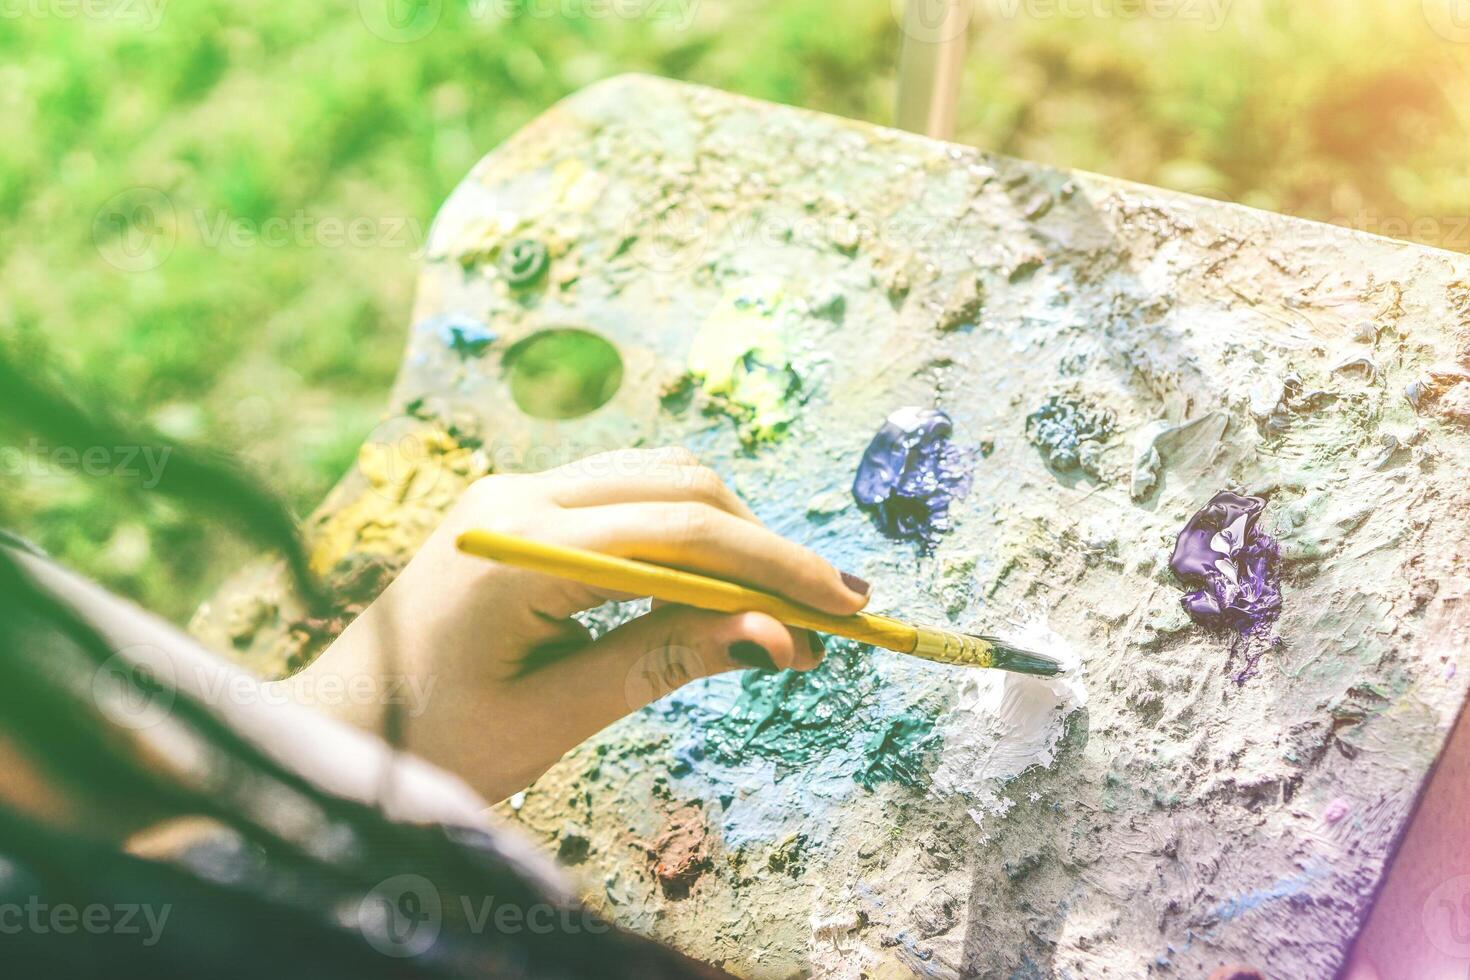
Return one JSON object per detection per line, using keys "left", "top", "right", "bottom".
{"left": 287, "top": 448, "right": 872, "bottom": 802}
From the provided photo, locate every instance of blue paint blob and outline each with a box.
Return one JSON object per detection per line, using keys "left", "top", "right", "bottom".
{"left": 852, "top": 407, "right": 975, "bottom": 550}
{"left": 1170, "top": 490, "right": 1283, "bottom": 682}
{"left": 423, "top": 313, "right": 496, "bottom": 359}
{"left": 1025, "top": 394, "right": 1114, "bottom": 477}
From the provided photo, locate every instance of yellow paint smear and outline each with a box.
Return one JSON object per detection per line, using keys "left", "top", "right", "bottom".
{"left": 688, "top": 278, "right": 799, "bottom": 445}
{"left": 309, "top": 427, "right": 488, "bottom": 577}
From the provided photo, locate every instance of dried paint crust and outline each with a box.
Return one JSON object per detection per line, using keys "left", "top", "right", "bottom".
{"left": 190, "top": 77, "right": 1470, "bottom": 980}
{"left": 643, "top": 804, "right": 711, "bottom": 897}
{"left": 1025, "top": 394, "right": 1115, "bottom": 479}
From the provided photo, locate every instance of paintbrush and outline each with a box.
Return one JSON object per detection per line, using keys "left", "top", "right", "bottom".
{"left": 455, "top": 529, "right": 1064, "bottom": 677}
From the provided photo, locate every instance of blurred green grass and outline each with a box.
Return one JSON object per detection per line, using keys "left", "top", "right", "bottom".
{"left": 1, "top": 0, "right": 1466, "bottom": 621}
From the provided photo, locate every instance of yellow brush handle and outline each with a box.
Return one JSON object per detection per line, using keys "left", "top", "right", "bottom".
{"left": 455, "top": 528, "right": 920, "bottom": 654}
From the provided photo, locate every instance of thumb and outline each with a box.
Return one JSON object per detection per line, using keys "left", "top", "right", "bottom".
{"left": 509, "top": 606, "right": 824, "bottom": 746}
{"left": 603, "top": 605, "right": 815, "bottom": 714}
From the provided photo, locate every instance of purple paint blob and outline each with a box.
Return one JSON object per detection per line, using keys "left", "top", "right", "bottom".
{"left": 853, "top": 407, "right": 974, "bottom": 550}
{"left": 1169, "top": 490, "right": 1283, "bottom": 682}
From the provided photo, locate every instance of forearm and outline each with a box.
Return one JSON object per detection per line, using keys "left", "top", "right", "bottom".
{"left": 283, "top": 580, "right": 557, "bottom": 803}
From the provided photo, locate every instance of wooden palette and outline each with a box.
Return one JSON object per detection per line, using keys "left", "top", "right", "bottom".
{"left": 194, "top": 76, "right": 1470, "bottom": 978}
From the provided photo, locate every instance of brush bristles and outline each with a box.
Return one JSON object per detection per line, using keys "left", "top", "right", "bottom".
{"left": 982, "top": 639, "right": 1066, "bottom": 677}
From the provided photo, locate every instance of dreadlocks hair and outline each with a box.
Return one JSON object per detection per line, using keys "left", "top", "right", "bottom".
{"left": 0, "top": 343, "right": 727, "bottom": 979}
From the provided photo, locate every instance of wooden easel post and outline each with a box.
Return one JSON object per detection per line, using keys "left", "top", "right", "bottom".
{"left": 895, "top": 0, "right": 971, "bottom": 139}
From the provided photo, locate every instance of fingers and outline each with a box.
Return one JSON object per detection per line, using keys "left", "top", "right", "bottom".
{"left": 455, "top": 450, "right": 869, "bottom": 627}
{"left": 790, "top": 625, "right": 827, "bottom": 671}
{"left": 551, "top": 501, "right": 871, "bottom": 616}
{"left": 648, "top": 600, "right": 826, "bottom": 661}
{"left": 543, "top": 448, "right": 759, "bottom": 522}
{"left": 508, "top": 606, "right": 825, "bottom": 742}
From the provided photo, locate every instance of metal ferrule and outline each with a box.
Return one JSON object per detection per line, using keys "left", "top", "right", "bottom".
{"left": 910, "top": 628, "right": 995, "bottom": 668}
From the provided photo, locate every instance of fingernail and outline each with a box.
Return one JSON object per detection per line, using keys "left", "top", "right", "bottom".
{"left": 729, "top": 641, "right": 775, "bottom": 671}
{"left": 807, "top": 632, "right": 827, "bottom": 659}
{"left": 840, "top": 571, "right": 872, "bottom": 597}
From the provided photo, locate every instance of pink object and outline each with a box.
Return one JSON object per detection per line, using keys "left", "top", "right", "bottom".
{"left": 1323, "top": 798, "right": 1352, "bottom": 824}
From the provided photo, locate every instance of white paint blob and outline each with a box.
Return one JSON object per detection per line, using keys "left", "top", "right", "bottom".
{"left": 929, "top": 619, "right": 1087, "bottom": 824}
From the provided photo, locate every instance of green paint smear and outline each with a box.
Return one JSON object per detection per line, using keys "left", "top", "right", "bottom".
{"left": 853, "top": 712, "right": 938, "bottom": 791}
{"left": 709, "top": 356, "right": 801, "bottom": 447}
{"left": 685, "top": 278, "right": 801, "bottom": 448}
{"left": 706, "top": 638, "right": 876, "bottom": 765}
{"left": 705, "top": 639, "right": 936, "bottom": 790}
